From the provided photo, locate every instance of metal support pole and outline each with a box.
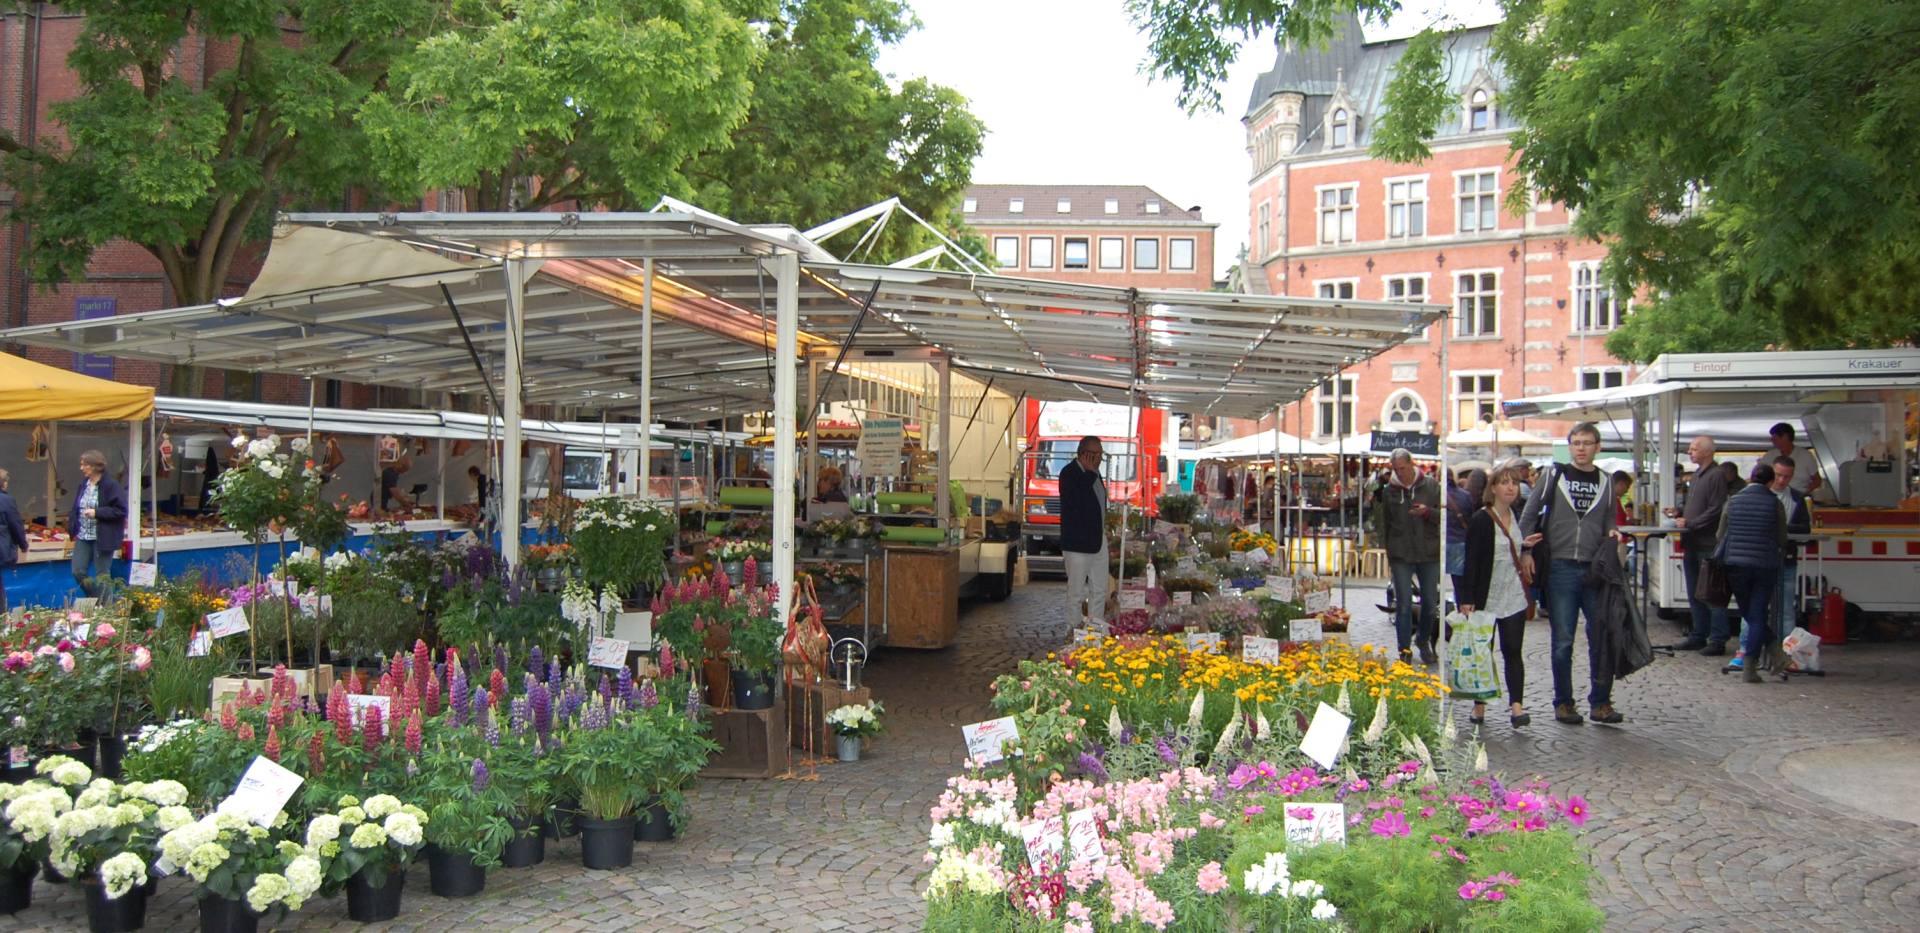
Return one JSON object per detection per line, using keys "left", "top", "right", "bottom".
{"left": 148, "top": 415, "right": 159, "bottom": 562}
{"left": 935, "top": 355, "right": 952, "bottom": 538}
{"left": 126, "top": 419, "right": 144, "bottom": 560}
{"left": 806, "top": 355, "right": 820, "bottom": 508}
{"left": 770, "top": 252, "right": 800, "bottom": 631}
{"left": 1271, "top": 406, "right": 1282, "bottom": 544}
{"left": 640, "top": 258, "right": 654, "bottom": 500}
{"left": 1335, "top": 369, "right": 1347, "bottom": 603}
{"left": 501, "top": 259, "right": 528, "bottom": 565}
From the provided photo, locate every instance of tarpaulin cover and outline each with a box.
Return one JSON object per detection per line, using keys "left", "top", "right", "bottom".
{"left": 0, "top": 351, "right": 154, "bottom": 421}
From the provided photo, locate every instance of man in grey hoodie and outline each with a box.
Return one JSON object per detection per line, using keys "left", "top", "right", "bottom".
{"left": 1519, "top": 422, "right": 1623, "bottom": 725}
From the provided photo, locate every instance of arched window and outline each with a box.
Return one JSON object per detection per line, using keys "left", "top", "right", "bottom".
{"left": 1382, "top": 390, "right": 1427, "bottom": 428}
{"left": 1330, "top": 108, "right": 1350, "bottom": 148}
{"left": 1469, "top": 89, "right": 1490, "bottom": 132}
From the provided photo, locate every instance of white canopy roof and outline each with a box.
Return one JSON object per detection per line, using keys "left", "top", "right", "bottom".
{"left": 153, "top": 396, "right": 745, "bottom": 449}
{"left": 1192, "top": 428, "right": 1332, "bottom": 459}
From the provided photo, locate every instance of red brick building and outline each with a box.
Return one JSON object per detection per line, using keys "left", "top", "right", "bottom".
{"left": 962, "top": 184, "right": 1217, "bottom": 292}
{"left": 1241, "top": 17, "right": 1631, "bottom": 444}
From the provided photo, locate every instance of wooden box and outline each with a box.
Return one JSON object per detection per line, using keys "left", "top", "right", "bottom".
{"left": 880, "top": 547, "right": 958, "bottom": 649}
{"left": 701, "top": 701, "right": 789, "bottom": 779}
{"left": 209, "top": 677, "right": 272, "bottom": 711}
{"left": 785, "top": 681, "right": 872, "bottom": 753}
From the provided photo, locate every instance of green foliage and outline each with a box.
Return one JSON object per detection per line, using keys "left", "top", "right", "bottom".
{"left": 1602, "top": 277, "right": 1778, "bottom": 363}
{"left": 570, "top": 498, "right": 674, "bottom": 594}
{"left": 1295, "top": 835, "right": 1466, "bottom": 930}
{"left": 555, "top": 701, "right": 716, "bottom": 821}
{"left": 1127, "top": 0, "right": 1402, "bottom": 114}
{"left": 414, "top": 746, "right": 514, "bottom": 867}
{"left": 1156, "top": 492, "right": 1201, "bottom": 525}
{"left": 1369, "top": 27, "right": 1452, "bottom": 164}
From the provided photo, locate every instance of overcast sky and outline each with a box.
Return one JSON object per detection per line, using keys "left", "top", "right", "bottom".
{"left": 876, "top": 0, "right": 1502, "bottom": 279}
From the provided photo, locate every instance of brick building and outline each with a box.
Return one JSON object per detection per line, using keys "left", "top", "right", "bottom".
{"left": 962, "top": 184, "right": 1216, "bottom": 292}
{"left": 1241, "top": 17, "right": 1631, "bottom": 444}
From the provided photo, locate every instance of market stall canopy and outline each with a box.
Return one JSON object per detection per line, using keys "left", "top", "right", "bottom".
{"left": 152, "top": 396, "right": 746, "bottom": 450}
{"left": 1192, "top": 428, "right": 1331, "bottom": 459}
{"left": 1505, "top": 349, "right": 1920, "bottom": 422}
{"left": 1442, "top": 422, "right": 1557, "bottom": 450}
{"left": 0, "top": 350, "right": 153, "bottom": 421}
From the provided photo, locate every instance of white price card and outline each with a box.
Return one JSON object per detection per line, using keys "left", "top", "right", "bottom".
{"left": 227, "top": 756, "right": 304, "bottom": 827}
{"left": 1118, "top": 589, "right": 1148, "bottom": 612}
{"left": 345, "top": 694, "right": 391, "bottom": 729}
{"left": 298, "top": 593, "right": 317, "bottom": 617}
{"left": 1172, "top": 591, "right": 1192, "bottom": 606}
{"left": 1245, "top": 548, "right": 1271, "bottom": 565}
{"left": 187, "top": 630, "right": 212, "bottom": 658}
{"left": 1298, "top": 702, "right": 1353, "bottom": 770}
{"left": 1184, "top": 632, "right": 1223, "bottom": 653}
{"left": 1268, "top": 575, "right": 1296, "bottom": 602}
{"left": 587, "top": 636, "right": 631, "bottom": 669}
{"left": 206, "top": 606, "right": 250, "bottom": 639}
{"left": 128, "top": 562, "right": 158, "bottom": 587}
{"left": 1283, "top": 802, "right": 1347, "bottom": 847}
{"left": 1071, "top": 627, "right": 1102, "bottom": 645}
{"left": 1242, "top": 636, "right": 1280, "bottom": 664}
{"left": 1019, "top": 816, "right": 1065, "bottom": 870}
{"left": 1302, "top": 589, "right": 1331, "bottom": 614}
{"left": 1066, "top": 808, "right": 1108, "bottom": 875}
{"left": 961, "top": 716, "right": 1021, "bottom": 765}
{"left": 1289, "top": 619, "right": 1323, "bottom": 643}
{"left": 70, "top": 623, "right": 90, "bottom": 643}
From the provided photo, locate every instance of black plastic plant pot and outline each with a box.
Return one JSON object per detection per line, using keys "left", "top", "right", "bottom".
{"left": 546, "top": 799, "right": 580, "bottom": 840}
{"left": 344, "top": 868, "right": 405, "bottom": 923}
{"left": 729, "top": 669, "right": 775, "bottom": 711}
{"left": 196, "top": 894, "right": 260, "bottom": 933}
{"left": 0, "top": 861, "right": 37, "bottom": 915}
{"left": 577, "top": 815, "right": 636, "bottom": 870}
{"left": 502, "top": 817, "right": 547, "bottom": 868}
{"left": 82, "top": 878, "right": 150, "bottom": 933}
{"left": 97, "top": 735, "right": 130, "bottom": 781}
{"left": 634, "top": 798, "right": 675, "bottom": 842}
{"left": 425, "top": 846, "right": 487, "bottom": 898}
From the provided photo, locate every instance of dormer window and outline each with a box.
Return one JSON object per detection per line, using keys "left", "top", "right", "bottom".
{"left": 1104, "top": 198, "right": 1119, "bottom": 214}
{"left": 1330, "top": 108, "right": 1350, "bottom": 148}
{"left": 1145, "top": 200, "right": 1161, "bottom": 214}
{"left": 1469, "top": 89, "right": 1490, "bottom": 131}
{"left": 1056, "top": 198, "right": 1072, "bottom": 213}
{"left": 1008, "top": 198, "right": 1024, "bottom": 213}
{"left": 962, "top": 198, "right": 977, "bottom": 213}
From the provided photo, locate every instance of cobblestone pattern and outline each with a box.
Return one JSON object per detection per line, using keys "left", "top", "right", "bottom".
{"left": 8, "top": 581, "right": 1916, "bottom": 930}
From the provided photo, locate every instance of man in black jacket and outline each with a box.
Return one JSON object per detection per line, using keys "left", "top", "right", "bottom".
{"left": 1059, "top": 436, "right": 1110, "bottom": 630}
{"left": 1672, "top": 435, "right": 1731, "bottom": 654}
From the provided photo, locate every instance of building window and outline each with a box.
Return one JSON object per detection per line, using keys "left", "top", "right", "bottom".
{"left": 1257, "top": 204, "right": 1271, "bottom": 259}
{"left": 1098, "top": 237, "right": 1125, "bottom": 270}
{"left": 1469, "top": 89, "right": 1490, "bottom": 132}
{"left": 1572, "top": 261, "right": 1625, "bottom": 332}
{"left": 1316, "top": 280, "right": 1356, "bottom": 300}
{"left": 1382, "top": 390, "right": 1427, "bottom": 427}
{"left": 1454, "top": 372, "right": 1500, "bottom": 429}
{"left": 1169, "top": 238, "right": 1196, "bottom": 271}
{"left": 1028, "top": 236, "right": 1054, "bottom": 270}
{"left": 1455, "top": 271, "right": 1498, "bottom": 337}
{"left": 992, "top": 236, "right": 1019, "bottom": 269}
{"left": 1134, "top": 238, "right": 1160, "bottom": 271}
{"left": 1579, "top": 367, "right": 1629, "bottom": 391}
{"left": 1315, "top": 375, "right": 1356, "bottom": 438}
{"left": 1145, "top": 199, "right": 1161, "bottom": 214}
{"left": 1384, "top": 274, "right": 1426, "bottom": 303}
{"left": 1387, "top": 178, "right": 1426, "bottom": 238}
{"left": 962, "top": 197, "right": 977, "bottom": 213}
{"left": 1008, "top": 198, "right": 1024, "bottom": 214}
{"left": 1456, "top": 171, "right": 1497, "bottom": 233}
{"left": 1318, "top": 184, "right": 1356, "bottom": 244}
{"left": 1062, "top": 238, "right": 1090, "bottom": 270}
{"left": 1104, "top": 197, "right": 1119, "bottom": 215}
{"left": 1056, "top": 198, "right": 1072, "bottom": 213}
{"left": 1330, "top": 108, "right": 1350, "bottom": 148}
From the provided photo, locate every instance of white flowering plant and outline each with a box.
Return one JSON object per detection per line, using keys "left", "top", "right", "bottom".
{"left": 825, "top": 701, "right": 886, "bottom": 738}
{"left": 44, "top": 773, "right": 190, "bottom": 899}
{"left": 570, "top": 497, "right": 673, "bottom": 594}
{"left": 155, "top": 803, "right": 318, "bottom": 914}
{"left": 305, "top": 793, "right": 429, "bottom": 893}
{"left": 211, "top": 434, "right": 310, "bottom": 545}
{"left": 0, "top": 779, "right": 72, "bottom": 872}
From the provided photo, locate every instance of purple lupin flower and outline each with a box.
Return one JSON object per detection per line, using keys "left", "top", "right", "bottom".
{"left": 530, "top": 682, "right": 553, "bottom": 743}
{"left": 450, "top": 665, "right": 471, "bottom": 728}
{"left": 684, "top": 680, "right": 702, "bottom": 721}
{"left": 582, "top": 698, "right": 609, "bottom": 730}
{"left": 529, "top": 646, "right": 545, "bottom": 677}
{"left": 510, "top": 697, "right": 529, "bottom": 735}
{"left": 472, "top": 685, "right": 492, "bottom": 735}
{"left": 547, "top": 659, "right": 563, "bottom": 692}
{"left": 617, "top": 666, "right": 636, "bottom": 706}
{"left": 637, "top": 679, "right": 658, "bottom": 710}
{"left": 598, "top": 673, "right": 613, "bottom": 705}
{"left": 506, "top": 566, "right": 525, "bottom": 607}
{"left": 471, "top": 758, "right": 490, "bottom": 793}
{"left": 561, "top": 686, "right": 585, "bottom": 722}
{"left": 485, "top": 714, "right": 501, "bottom": 747}
{"left": 494, "top": 644, "right": 509, "bottom": 679}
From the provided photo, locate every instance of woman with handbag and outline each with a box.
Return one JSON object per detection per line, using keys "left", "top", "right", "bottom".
{"left": 1457, "top": 462, "right": 1539, "bottom": 728}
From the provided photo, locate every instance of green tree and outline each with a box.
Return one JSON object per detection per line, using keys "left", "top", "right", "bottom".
{"left": 1128, "top": 0, "right": 1920, "bottom": 359}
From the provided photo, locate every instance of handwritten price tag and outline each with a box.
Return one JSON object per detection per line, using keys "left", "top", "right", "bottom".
{"left": 1118, "top": 589, "right": 1147, "bottom": 612}
{"left": 128, "top": 562, "right": 158, "bottom": 587}
{"left": 1242, "top": 636, "right": 1280, "bottom": 664}
{"left": 227, "top": 756, "right": 304, "bottom": 827}
{"left": 1019, "top": 816, "right": 1065, "bottom": 870}
{"left": 1184, "top": 632, "right": 1224, "bottom": 653}
{"left": 345, "top": 694, "right": 390, "bottom": 729}
{"left": 1066, "top": 808, "right": 1108, "bottom": 875}
{"left": 1268, "top": 575, "right": 1296, "bottom": 602}
{"left": 187, "top": 630, "right": 212, "bottom": 658}
{"left": 1283, "top": 802, "right": 1347, "bottom": 847}
{"left": 1302, "top": 589, "right": 1331, "bottom": 614}
{"left": 961, "top": 716, "right": 1021, "bottom": 765}
{"left": 206, "top": 607, "right": 250, "bottom": 639}
{"left": 587, "top": 636, "right": 631, "bottom": 669}
{"left": 1172, "top": 591, "right": 1192, "bottom": 606}
{"left": 1289, "top": 619, "right": 1323, "bottom": 643}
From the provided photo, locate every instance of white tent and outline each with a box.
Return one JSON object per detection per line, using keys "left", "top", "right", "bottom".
{"left": 1192, "top": 428, "right": 1331, "bottom": 459}
{"left": 1443, "top": 421, "right": 1557, "bottom": 451}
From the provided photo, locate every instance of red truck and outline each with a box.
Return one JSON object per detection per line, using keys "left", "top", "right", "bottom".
{"left": 1021, "top": 399, "right": 1169, "bottom": 574}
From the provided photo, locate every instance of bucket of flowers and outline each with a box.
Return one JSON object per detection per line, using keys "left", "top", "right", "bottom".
{"left": 825, "top": 701, "right": 885, "bottom": 762}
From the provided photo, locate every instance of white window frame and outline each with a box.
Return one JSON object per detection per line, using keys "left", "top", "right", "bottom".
{"left": 1313, "top": 375, "right": 1357, "bottom": 439}
{"left": 1316, "top": 182, "right": 1357, "bottom": 245}
{"left": 1257, "top": 203, "right": 1271, "bottom": 260}
{"left": 1452, "top": 370, "right": 1501, "bottom": 430}
{"left": 1133, "top": 237, "right": 1161, "bottom": 271}
{"left": 1454, "top": 168, "right": 1499, "bottom": 234}
{"left": 1169, "top": 237, "right": 1196, "bottom": 271}
{"left": 1145, "top": 199, "right": 1162, "bottom": 214}
{"left": 1103, "top": 197, "right": 1119, "bottom": 215}
{"left": 1098, "top": 236, "right": 1125, "bottom": 270}
{"left": 1380, "top": 389, "right": 1428, "bottom": 428}
{"left": 1056, "top": 198, "right": 1072, "bottom": 213}
{"left": 1314, "top": 278, "right": 1358, "bottom": 300}
{"left": 1578, "top": 366, "right": 1630, "bottom": 392}
{"left": 1383, "top": 272, "right": 1432, "bottom": 341}
{"left": 1062, "top": 237, "right": 1090, "bottom": 270}
{"left": 1027, "top": 236, "right": 1054, "bottom": 270}
{"left": 962, "top": 197, "right": 977, "bottom": 213}
{"left": 1384, "top": 174, "right": 1428, "bottom": 239}
{"left": 1467, "top": 88, "right": 1493, "bottom": 132}
{"left": 1330, "top": 107, "right": 1351, "bottom": 149}
{"left": 1453, "top": 268, "right": 1500, "bottom": 339}
{"left": 992, "top": 236, "right": 1020, "bottom": 269}
{"left": 1570, "top": 260, "right": 1626, "bottom": 333}
{"left": 1008, "top": 197, "right": 1024, "bottom": 214}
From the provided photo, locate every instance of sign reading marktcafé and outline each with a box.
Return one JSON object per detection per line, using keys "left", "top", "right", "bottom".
{"left": 1370, "top": 430, "right": 1438, "bottom": 457}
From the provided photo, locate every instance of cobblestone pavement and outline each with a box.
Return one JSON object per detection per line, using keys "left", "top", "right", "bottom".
{"left": 11, "top": 580, "right": 1918, "bottom": 930}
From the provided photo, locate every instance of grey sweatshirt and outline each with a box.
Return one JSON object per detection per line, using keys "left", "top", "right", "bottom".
{"left": 1518, "top": 463, "right": 1617, "bottom": 564}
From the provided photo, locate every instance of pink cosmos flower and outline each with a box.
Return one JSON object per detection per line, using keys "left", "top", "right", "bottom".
{"left": 1459, "top": 881, "right": 1485, "bottom": 900}
{"left": 1564, "top": 794, "right": 1590, "bottom": 828}
{"left": 1420, "top": 806, "right": 1436, "bottom": 818}
{"left": 1486, "top": 889, "right": 1507, "bottom": 901}
{"left": 57, "top": 652, "right": 75, "bottom": 673}
{"left": 1196, "top": 861, "right": 1227, "bottom": 895}
{"left": 1370, "top": 811, "right": 1411, "bottom": 838}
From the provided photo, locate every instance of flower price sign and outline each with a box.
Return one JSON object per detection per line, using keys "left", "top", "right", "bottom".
{"left": 228, "top": 755, "right": 305, "bottom": 827}
{"left": 1289, "top": 618, "right": 1324, "bottom": 643}
{"left": 1242, "top": 635, "right": 1280, "bottom": 664}
{"left": 128, "top": 562, "right": 158, "bottom": 587}
{"left": 206, "top": 606, "right": 250, "bottom": 639}
{"left": 1283, "top": 802, "right": 1347, "bottom": 847}
{"left": 1018, "top": 816, "right": 1064, "bottom": 870}
{"left": 587, "top": 636, "right": 631, "bottom": 670}
{"left": 961, "top": 716, "right": 1020, "bottom": 765}
{"left": 1299, "top": 702, "right": 1352, "bottom": 770}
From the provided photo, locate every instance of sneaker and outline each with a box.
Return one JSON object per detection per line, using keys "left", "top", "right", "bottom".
{"left": 1700, "top": 642, "right": 1726, "bottom": 657}
{"left": 1674, "top": 638, "right": 1707, "bottom": 651}
{"left": 1589, "top": 704, "right": 1625, "bottom": 724}
{"left": 1553, "top": 702, "right": 1584, "bottom": 725}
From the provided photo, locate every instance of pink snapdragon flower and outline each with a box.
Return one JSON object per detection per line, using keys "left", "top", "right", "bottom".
{"left": 1196, "top": 860, "right": 1227, "bottom": 895}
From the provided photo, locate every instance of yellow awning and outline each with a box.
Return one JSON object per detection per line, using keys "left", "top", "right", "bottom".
{"left": 0, "top": 351, "right": 154, "bottom": 421}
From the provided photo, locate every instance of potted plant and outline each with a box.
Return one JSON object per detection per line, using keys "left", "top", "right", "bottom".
{"left": 554, "top": 698, "right": 657, "bottom": 869}
{"left": 630, "top": 689, "right": 719, "bottom": 842}
{"left": 728, "top": 574, "right": 783, "bottom": 713}
{"left": 487, "top": 729, "right": 550, "bottom": 868}
{"left": 0, "top": 779, "right": 69, "bottom": 914}
{"left": 46, "top": 769, "right": 191, "bottom": 933}
{"left": 307, "top": 793, "right": 429, "bottom": 923}
{"left": 418, "top": 756, "right": 513, "bottom": 898}
{"left": 824, "top": 701, "right": 885, "bottom": 762}
{"left": 155, "top": 808, "right": 321, "bottom": 933}
{"left": 571, "top": 497, "right": 672, "bottom": 605}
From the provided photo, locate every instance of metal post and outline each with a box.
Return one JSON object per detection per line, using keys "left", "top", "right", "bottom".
{"left": 1271, "top": 406, "right": 1282, "bottom": 543}
{"left": 1335, "top": 368, "right": 1347, "bottom": 606}
{"left": 501, "top": 259, "right": 528, "bottom": 566}
{"left": 640, "top": 258, "right": 654, "bottom": 500}
{"left": 806, "top": 355, "right": 820, "bottom": 509}
{"left": 770, "top": 252, "right": 800, "bottom": 630}
{"left": 434, "top": 437, "right": 447, "bottom": 522}
{"left": 1118, "top": 390, "right": 1136, "bottom": 591}
{"left": 148, "top": 416, "right": 159, "bottom": 562}
{"left": 935, "top": 355, "right": 952, "bottom": 538}
{"left": 127, "top": 419, "right": 143, "bottom": 560}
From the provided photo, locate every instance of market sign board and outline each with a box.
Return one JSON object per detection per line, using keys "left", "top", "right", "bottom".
{"left": 1371, "top": 430, "right": 1437, "bottom": 457}
{"left": 857, "top": 418, "right": 905, "bottom": 478}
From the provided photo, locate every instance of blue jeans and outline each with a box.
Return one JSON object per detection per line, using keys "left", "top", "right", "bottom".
{"left": 1729, "top": 565, "right": 1778, "bottom": 661}
{"left": 1547, "top": 559, "right": 1611, "bottom": 708}
{"left": 1772, "top": 562, "right": 1799, "bottom": 637}
{"left": 1681, "top": 546, "right": 1730, "bottom": 644}
{"left": 70, "top": 537, "right": 110, "bottom": 598}
{"left": 1389, "top": 559, "right": 1441, "bottom": 653}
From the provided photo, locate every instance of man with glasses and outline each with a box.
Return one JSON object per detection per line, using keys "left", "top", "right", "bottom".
{"left": 1381, "top": 448, "right": 1442, "bottom": 665}
{"left": 1519, "top": 422, "right": 1624, "bottom": 725}
{"left": 1059, "top": 435, "right": 1110, "bottom": 632}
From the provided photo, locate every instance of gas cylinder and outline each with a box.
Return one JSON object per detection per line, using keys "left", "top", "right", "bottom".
{"left": 1818, "top": 587, "right": 1847, "bottom": 646}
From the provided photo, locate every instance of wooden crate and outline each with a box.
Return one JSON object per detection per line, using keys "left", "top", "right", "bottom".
{"left": 701, "top": 701, "right": 789, "bottom": 779}
{"left": 785, "top": 681, "right": 872, "bottom": 753}
{"left": 881, "top": 547, "right": 958, "bottom": 649}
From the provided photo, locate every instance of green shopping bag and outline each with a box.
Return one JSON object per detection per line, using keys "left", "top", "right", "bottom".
{"left": 1446, "top": 610, "right": 1500, "bottom": 701}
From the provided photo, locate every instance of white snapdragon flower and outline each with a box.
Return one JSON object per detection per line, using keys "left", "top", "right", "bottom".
{"left": 1311, "top": 899, "right": 1338, "bottom": 920}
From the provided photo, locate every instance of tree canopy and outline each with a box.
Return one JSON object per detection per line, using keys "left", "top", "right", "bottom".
{"left": 1130, "top": 0, "right": 1920, "bottom": 360}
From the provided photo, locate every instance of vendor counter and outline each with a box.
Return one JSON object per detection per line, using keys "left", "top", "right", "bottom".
{"left": 856, "top": 538, "right": 985, "bottom": 650}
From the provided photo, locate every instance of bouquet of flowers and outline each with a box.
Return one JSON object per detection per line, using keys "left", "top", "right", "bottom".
{"left": 1228, "top": 529, "right": 1279, "bottom": 556}
{"left": 156, "top": 804, "right": 321, "bottom": 913}
{"left": 711, "top": 538, "right": 771, "bottom": 564}
{"left": 306, "top": 794, "right": 429, "bottom": 894}
{"left": 825, "top": 701, "right": 885, "bottom": 738}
